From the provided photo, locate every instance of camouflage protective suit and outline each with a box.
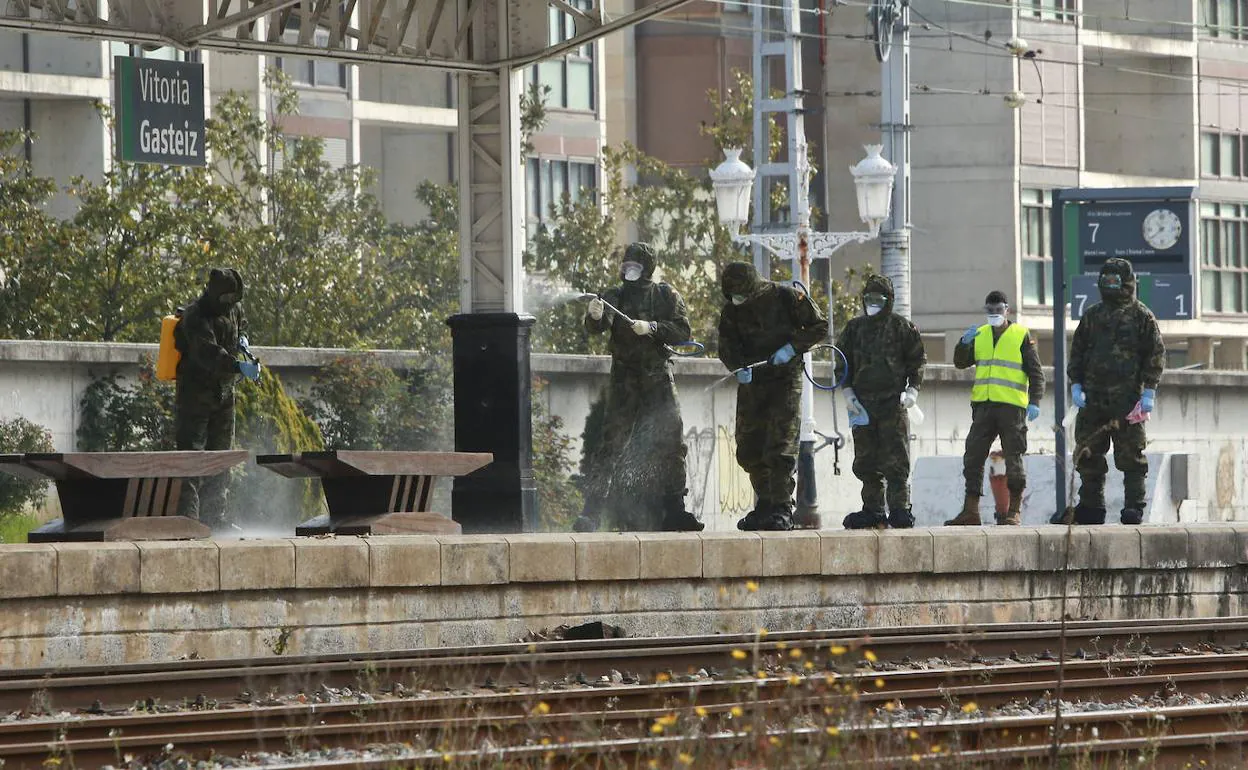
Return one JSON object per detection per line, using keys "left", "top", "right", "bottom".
{"left": 837, "top": 275, "right": 926, "bottom": 528}
{"left": 718, "top": 262, "right": 828, "bottom": 531}
{"left": 1067, "top": 257, "right": 1165, "bottom": 524}
{"left": 577, "top": 243, "right": 700, "bottom": 532}
{"left": 174, "top": 267, "right": 247, "bottom": 529}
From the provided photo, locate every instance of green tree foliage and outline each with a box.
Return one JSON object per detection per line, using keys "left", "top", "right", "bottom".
{"left": 0, "top": 131, "right": 66, "bottom": 338}
{"left": 0, "top": 416, "right": 54, "bottom": 518}
{"left": 303, "top": 354, "right": 451, "bottom": 452}
{"left": 531, "top": 377, "right": 582, "bottom": 532}
{"left": 77, "top": 362, "right": 177, "bottom": 452}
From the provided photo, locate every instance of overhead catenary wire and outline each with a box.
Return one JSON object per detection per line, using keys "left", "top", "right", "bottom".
{"left": 648, "top": 12, "right": 1248, "bottom": 133}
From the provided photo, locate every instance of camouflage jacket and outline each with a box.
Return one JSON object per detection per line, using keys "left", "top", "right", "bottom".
{"left": 718, "top": 283, "right": 829, "bottom": 381}
{"left": 586, "top": 280, "right": 691, "bottom": 373}
{"left": 1068, "top": 298, "right": 1165, "bottom": 413}
{"left": 836, "top": 311, "right": 926, "bottom": 408}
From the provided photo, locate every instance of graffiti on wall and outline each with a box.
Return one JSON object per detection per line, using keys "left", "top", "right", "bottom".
{"left": 682, "top": 425, "right": 754, "bottom": 515}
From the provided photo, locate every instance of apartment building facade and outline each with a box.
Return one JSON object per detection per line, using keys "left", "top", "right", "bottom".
{"left": 813, "top": 0, "right": 1248, "bottom": 367}
{"left": 0, "top": 32, "right": 457, "bottom": 226}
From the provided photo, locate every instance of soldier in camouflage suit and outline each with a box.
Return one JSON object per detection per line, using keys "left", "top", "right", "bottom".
{"left": 174, "top": 267, "right": 253, "bottom": 529}
{"left": 574, "top": 243, "right": 704, "bottom": 532}
{"left": 718, "top": 261, "right": 828, "bottom": 531}
{"left": 838, "top": 275, "right": 927, "bottom": 530}
{"left": 1065, "top": 257, "right": 1165, "bottom": 525}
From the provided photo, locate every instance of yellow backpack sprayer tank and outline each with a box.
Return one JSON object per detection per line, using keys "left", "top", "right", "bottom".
{"left": 156, "top": 313, "right": 181, "bottom": 381}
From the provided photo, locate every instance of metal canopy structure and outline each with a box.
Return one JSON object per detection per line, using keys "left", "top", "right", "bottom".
{"left": 0, "top": 0, "right": 692, "bottom": 74}
{"left": 4, "top": 0, "right": 696, "bottom": 531}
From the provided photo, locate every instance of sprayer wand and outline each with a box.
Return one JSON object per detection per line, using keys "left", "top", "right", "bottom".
{"left": 578, "top": 292, "right": 705, "bottom": 357}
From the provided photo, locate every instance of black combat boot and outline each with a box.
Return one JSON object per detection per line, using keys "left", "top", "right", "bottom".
{"left": 755, "top": 502, "right": 794, "bottom": 531}
{"left": 737, "top": 507, "right": 763, "bottom": 531}
{"left": 887, "top": 507, "right": 916, "bottom": 529}
{"left": 843, "top": 509, "right": 888, "bottom": 529}
{"left": 1120, "top": 506, "right": 1144, "bottom": 525}
{"left": 660, "top": 494, "right": 705, "bottom": 532}
{"left": 1073, "top": 501, "right": 1107, "bottom": 525}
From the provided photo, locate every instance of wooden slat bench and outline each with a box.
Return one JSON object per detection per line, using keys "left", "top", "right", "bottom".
{"left": 0, "top": 450, "right": 248, "bottom": 542}
{"left": 255, "top": 450, "right": 492, "bottom": 536}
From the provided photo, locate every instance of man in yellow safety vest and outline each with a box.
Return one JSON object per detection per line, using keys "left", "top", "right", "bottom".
{"left": 946, "top": 290, "right": 1046, "bottom": 526}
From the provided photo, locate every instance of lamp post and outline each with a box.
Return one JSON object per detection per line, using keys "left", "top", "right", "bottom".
{"left": 710, "top": 144, "right": 897, "bottom": 528}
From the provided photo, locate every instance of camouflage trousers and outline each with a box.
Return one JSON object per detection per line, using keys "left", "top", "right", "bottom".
{"left": 963, "top": 402, "right": 1028, "bottom": 496}
{"left": 1075, "top": 403, "right": 1148, "bottom": 508}
{"left": 851, "top": 403, "right": 911, "bottom": 513}
{"left": 175, "top": 385, "right": 235, "bottom": 529}
{"left": 582, "top": 366, "right": 687, "bottom": 531}
{"left": 735, "top": 372, "right": 801, "bottom": 510}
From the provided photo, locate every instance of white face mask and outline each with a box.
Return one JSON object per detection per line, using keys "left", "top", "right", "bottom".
{"left": 987, "top": 314, "right": 1006, "bottom": 327}
{"left": 622, "top": 262, "right": 643, "bottom": 282}
{"left": 731, "top": 294, "right": 747, "bottom": 306}
{"left": 865, "top": 304, "right": 883, "bottom": 316}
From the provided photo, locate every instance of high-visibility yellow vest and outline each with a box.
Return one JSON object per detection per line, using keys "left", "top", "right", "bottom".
{"left": 970, "top": 322, "right": 1029, "bottom": 408}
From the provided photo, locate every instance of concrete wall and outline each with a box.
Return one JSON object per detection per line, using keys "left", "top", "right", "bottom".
{"left": 4, "top": 341, "right": 1248, "bottom": 529}
{"left": 0, "top": 526, "right": 1243, "bottom": 668}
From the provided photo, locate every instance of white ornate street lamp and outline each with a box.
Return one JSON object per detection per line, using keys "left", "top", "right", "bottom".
{"left": 710, "top": 144, "right": 896, "bottom": 252}
{"left": 709, "top": 144, "right": 897, "bottom": 527}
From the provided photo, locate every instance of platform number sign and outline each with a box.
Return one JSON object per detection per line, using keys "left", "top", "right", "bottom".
{"left": 1065, "top": 190, "right": 1195, "bottom": 322}
{"left": 1070, "top": 273, "right": 1193, "bottom": 321}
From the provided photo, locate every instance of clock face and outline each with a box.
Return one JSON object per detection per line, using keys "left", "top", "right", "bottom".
{"left": 1142, "top": 208, "right": 1182, "bottom": 251}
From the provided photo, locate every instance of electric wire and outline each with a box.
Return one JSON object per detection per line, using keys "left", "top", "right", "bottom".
{"left": 647, "top": 12, "right": 1248, "bottom": 131}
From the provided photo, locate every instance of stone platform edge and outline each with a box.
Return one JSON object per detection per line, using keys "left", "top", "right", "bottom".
{"left": 2, "top": 525, "right": 1245, "bottom": 599}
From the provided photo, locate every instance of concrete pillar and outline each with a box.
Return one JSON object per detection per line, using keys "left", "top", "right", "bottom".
{"left": 1188, "top": 337, "right": 1215, "bottom": 369}
{"left": 1215, "top": 338, "right": 1248, "bottom": 371}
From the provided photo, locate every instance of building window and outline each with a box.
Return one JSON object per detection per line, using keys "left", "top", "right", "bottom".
{"left": 1201, "top": 202, "right": 1248, "bottom": 313}
{"left": 526, "top": 157, "right": 597, "bottom": 227}
{"left": 1201, "top": 131, "right": 1248, "bottom": 177}
{"left": 278, "top": 28, "right": 348, "bottom": 90}
{"left": 1021, "top": 188, "right": 1055, "bottom": 306}
{"left": 530, "top": 0, "right": 595, "bottom": 112}
{"left": 109, "top": 43, "right": 191, "bottom": 62}
{"left": 1202, "top": 0, "right": 1248, "bottom": 37}
{"left": 1027, "top": 0, "right": 1076, "bottom": 23}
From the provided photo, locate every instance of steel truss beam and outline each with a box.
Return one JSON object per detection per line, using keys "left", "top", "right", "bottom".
{"left": 0, "top": 0, "right": 693, "bottom": 74}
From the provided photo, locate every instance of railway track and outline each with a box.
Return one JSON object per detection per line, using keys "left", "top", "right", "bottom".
{"left": 5, "top": 617, "right": 1248, "bottom": 768}
{"left": 4, "top": 616, "right": 1247, "bottom": 714}
{"left": 5, "top": 647, "right": 1248, "bottom": 766}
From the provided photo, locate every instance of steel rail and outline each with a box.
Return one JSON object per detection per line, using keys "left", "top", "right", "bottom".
{"left": 6, "top": 653, "right": 1248, "bottom": 767}
{"left": 4, "top": 617, "right": 1247, "bottom": 713}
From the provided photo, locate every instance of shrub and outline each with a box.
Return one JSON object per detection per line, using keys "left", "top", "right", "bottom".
{"left": 532, "top": 377, "right": 583, "bottom": 532}
{"left": 0, "top": 416, "right": 55, "bottom": 519}
{"left": 302, "top": 354, "right": 452, "bottom": 452}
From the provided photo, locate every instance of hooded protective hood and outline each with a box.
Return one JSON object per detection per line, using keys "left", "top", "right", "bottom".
{"left": 1098, "top": 257, "right": 1136, "bottom": 306}
{"left": 203, "top": 267, "right": 244, "bottom": 315}
{"left": 623, "top": 242, "right": 657, "bottom": 281}
{"left": 860, "top": 274, "right": 895, "bottom": 316}
{"left": 721, "top": 261, "right": 764, "bottom": 301}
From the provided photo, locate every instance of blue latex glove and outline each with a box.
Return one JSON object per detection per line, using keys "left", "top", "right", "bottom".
{"left": 770, "top": 343, "right": 797, "bottom": 366}
{"left": 1141, "top": 388, "right": 1156, "bottom": 413}
{"left": 960, "top": 325, "right": 979, "bottom": 345}
{"left": 735, "top": 368, "right": 753, "bottom": 385}
{"left": 1027, "top": 404, "right": 1041, "bottom": 422}
{"left": 238, "top": 360, "right": 261, "bottom": 383}
{"left": 844, "top": 388, "right": 870, "bottom": 427}
{"left": 1071, "top": 383, "right": 1086, "bottom": 409}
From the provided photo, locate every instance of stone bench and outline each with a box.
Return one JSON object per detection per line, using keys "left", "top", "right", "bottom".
{"left": 0, "top": 450, "right": 248, "bottom": 542}
{"left": 256, "top": 450, "right": 492, "bottom": 536}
